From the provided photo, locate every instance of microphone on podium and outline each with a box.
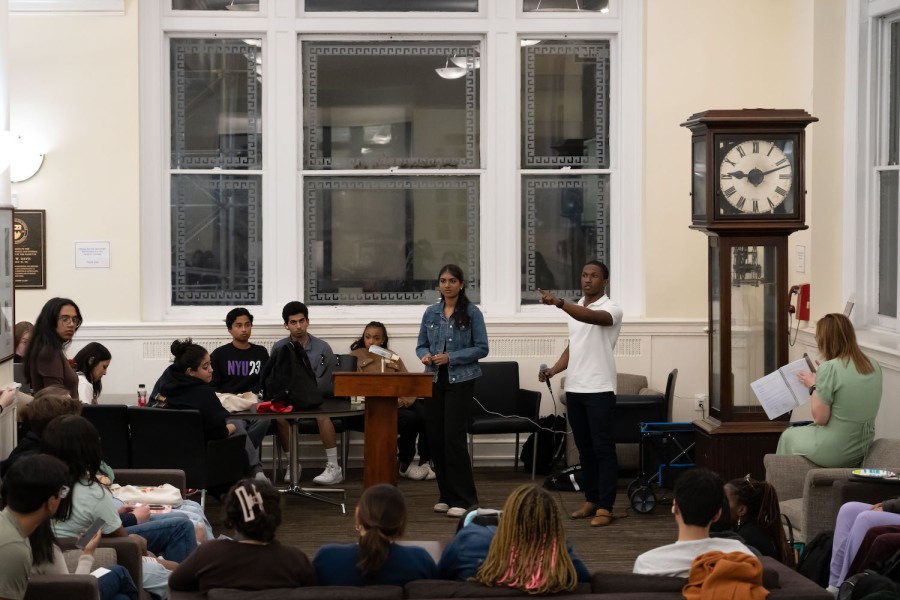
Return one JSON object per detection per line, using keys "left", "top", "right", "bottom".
{"left": 369, "top": 345, "right": 400, "bottom": 362}
{"left": 539, "top": 363, "right": 552, "bottom": 391}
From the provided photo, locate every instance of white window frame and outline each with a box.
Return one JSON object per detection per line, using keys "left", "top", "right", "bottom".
{"left": 846, "top": 0, "right": 900, "bottom": 333}
{"left": 139, "top": 0, "right": 643, "bottom": 322}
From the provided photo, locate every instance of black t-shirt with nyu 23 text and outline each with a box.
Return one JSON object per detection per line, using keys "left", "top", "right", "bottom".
{"left": 209, "top": 343, "right": 270, "bottom": 394}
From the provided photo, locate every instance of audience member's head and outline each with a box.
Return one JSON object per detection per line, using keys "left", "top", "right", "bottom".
{"left": 14, "top": 321, "right": 33, "bottom": 358}
{"left": 225, "top": 307, "right": 254, "bottom": 329}
{"left": 0, "top": 454, "right": 69, "bottom": 524}
{"left": 281, "top": 301, "right": 309, "bottom": 324}
{"left": 24, "top": 298, "right": 82, "bottom": 386}
{"left": 18, "top": 386, "right": 82, "bottom": 435}
{"left": 355, "top": 484, "right": 408, "bottom": 580}
{"left": 223, "top": 479, "right": 282, "bottom": 544}
{"left": 475, "top": 484, "right": 577, "bottom": 594}
{"left": 171, "top": 338, "right": 212, "bottom": 383}
{"left": 72, "top": 342, "right": 112, "bottom": 401}
{"left": 726, "top": 475, "right": 794, "bottom": 566}
{"left": 815, "top": 312, "right": 874, "bottom": 374}
{"left": 673, "top": 468, "right": 724, "bottom": 528}
{"left": 350, "top": 321, "right": 389, "bottom": 352}
{"left": 41, "top": 415, "right": 104, "bottom": 521}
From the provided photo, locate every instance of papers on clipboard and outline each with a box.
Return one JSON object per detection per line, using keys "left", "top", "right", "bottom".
{"left": 750, "top": 356, "right": 816, "bottom": 420}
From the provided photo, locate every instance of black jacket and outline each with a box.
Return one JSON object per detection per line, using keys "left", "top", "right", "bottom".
{"left": 153, "top": 365, "right": 230, "bottom": 442}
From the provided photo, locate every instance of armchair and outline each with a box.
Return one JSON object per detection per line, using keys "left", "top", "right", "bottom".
{"left": 764, "top": 438, "right": 900, "bottom": 543}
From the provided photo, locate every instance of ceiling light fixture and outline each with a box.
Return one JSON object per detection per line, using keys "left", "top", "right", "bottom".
{"left": 520, "top": 39, "right": 541, "bottom": 47}
{"left": 450, "top": 55, "right": 480, "bottom": 70}
{"left": 435, "top": 57, "right": 467, "bottom": 80}
{"left": 225, "top": 0, "right": 259, "bottom": 11}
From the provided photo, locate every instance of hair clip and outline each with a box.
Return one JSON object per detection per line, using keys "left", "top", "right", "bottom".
{"left": 235, "top": 484, "right": 265, "bottom": 522}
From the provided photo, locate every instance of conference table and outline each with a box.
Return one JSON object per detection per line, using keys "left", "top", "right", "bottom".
{"left": 238, "top": 371, "right": 432, "bottom": 513}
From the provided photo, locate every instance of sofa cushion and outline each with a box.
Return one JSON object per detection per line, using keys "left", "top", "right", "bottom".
{"left": 591, "top": 567, "right": 780, "bottom": 594}
{"left": 617, "top": 374, "right": 649, "bottom": 396}
{"left": 207, "top": 586, "right": 403, "bottom": 600}
{"left": 404, "top": 580, "right": 590, "bottom": 598}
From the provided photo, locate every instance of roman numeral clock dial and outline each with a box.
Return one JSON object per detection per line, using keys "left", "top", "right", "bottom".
{"left": 718, "top": 140, "right": 793, "bottom": 214}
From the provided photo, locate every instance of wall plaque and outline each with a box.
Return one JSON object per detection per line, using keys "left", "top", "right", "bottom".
{"left": 14, "top": 210, "right": 46, "bottom": 289}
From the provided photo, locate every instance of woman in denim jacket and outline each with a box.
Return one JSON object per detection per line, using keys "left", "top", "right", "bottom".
{"left": 416, "top": 264, "right": 489, "bottom": 517}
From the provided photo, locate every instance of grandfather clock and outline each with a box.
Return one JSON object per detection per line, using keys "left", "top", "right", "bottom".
{"left": 681, "top": 109, "right": 817, "bottom": 480}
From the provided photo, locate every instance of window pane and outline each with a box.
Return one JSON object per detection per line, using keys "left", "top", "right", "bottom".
{"left": 890, "top": 22, "right": 900, "bottom": 166}
{"left": 172, "top": 0, "right": 259, "bottom": 11}
{"left": 304, "top": 176, "right": 479, "bottom": 304}
{"left": 171, "top": 38, "right": 262, "bottom": 170}
{"left": 302, "top": 41, "right": 480, "bottom": 170}
{"left": 171, "top": 175, "right": 262, "bottom": 305}
{"left": 521, "top": 175, "right": 609, "bottom": 303}
{"left": 523, "top": 0, "right": 608, "bottom": 11}
{"left": 305, "top": 0, "right": 477, "bottom": 11}
{"left": 521, "top": 40, "right": 610, "bottom": 168}
{"left": 879, "top": 170, "right": 898, "bottom": 317}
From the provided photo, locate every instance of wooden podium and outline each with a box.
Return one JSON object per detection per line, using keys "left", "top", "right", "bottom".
{"left": 333, "top": 372, "right": 433, "bottom": 488}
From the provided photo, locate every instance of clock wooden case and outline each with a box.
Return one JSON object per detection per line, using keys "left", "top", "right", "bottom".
{"left": 680, "top": 109, "right": 817, "bottom": 480}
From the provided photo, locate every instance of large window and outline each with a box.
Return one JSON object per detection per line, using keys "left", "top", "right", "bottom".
{"left": 141, "top": 1, "right": 641, "bottom": 319}
{"left": 521, "top": 40, "right": 610, "bottom": 303}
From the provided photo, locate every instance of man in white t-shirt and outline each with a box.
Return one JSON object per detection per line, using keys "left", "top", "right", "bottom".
{"left": 539, "top": 260, "right": 623, "bottom": 527}
{"left": 633, "top": 468, "right": 753, "bottom": 577}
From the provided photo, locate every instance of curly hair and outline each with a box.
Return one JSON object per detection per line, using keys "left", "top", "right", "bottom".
{"left": 474, "top": 484, "right": 577, "bottom": 595}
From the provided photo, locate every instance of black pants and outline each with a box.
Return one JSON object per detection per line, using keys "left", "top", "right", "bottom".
{"left": 398, "top": 401, "right": 430, "bottom": 466}
{"left": 567, "top": 391, "right": 618, "bottom": 510}
{"left": 425, "top": 368, "right": 478, "bottom": 509}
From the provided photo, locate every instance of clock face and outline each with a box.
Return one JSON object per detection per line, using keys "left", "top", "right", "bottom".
{"left": 718, "top": 139, "right": 794, "bottom": 215}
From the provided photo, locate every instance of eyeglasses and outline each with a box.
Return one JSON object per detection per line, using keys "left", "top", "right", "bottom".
{"left": 58, "top": 315, "right": 83, "bottom": 328}
{"left": 58, "top": 485, "right": 70, "bottom": 499}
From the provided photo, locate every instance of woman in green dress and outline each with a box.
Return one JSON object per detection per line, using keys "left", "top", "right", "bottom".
{"left": 777, "top": 313, "right": 882, "bottom": 467}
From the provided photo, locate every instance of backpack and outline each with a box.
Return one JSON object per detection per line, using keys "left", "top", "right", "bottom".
{"left": 543, "top": 464, "right": 584, "bottom": 492}
{"left": 520, "top": 415, "right": 567, "bottom": 475}
{"left": 797, "top": 530, "right": 835, "bottom": 588}
{"left": 259, "top": 343, "right": 323, "bottom": 410}
{"left": 839, "top": 548, "right": 900, "bottom": 599}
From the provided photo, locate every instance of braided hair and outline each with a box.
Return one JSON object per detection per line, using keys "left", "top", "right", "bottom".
{"left": 475, "top": 484, "right": 578, "bottom": 594}
{"left": 727, "top": 476, "right": 795, "bottom": 567}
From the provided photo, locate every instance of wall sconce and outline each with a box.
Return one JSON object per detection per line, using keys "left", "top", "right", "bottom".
{"left": 435, "top": 57, "right": 467, "bottom": 80}
{"left": 0, "top": 133, "right": 45, "bottom": 183}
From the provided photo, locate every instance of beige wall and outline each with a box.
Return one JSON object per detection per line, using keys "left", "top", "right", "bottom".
{"left": 10, "top": 0, "right": 140, "bottom": 323}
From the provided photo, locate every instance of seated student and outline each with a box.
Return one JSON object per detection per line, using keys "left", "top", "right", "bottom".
{"left": 829, "top": 496, "right": 900, "bottom": 590}
{"left": 0, "top": 386, "right": 83, "bottom": 478}
{"left": 313, "top": 484, "right": 437, "bottom": 586}
{"left": 0, "top": 454, "right": 70, "bottom": 600}
{"left": 28, "top": 520, "right": 139, "bottom": 600}
{"left": 169, "top": 479, "right": 315, "bottom": 594}
{"left": 725, "top": 475, "right": 794, "bottom": 566}
{"left": 349, "top": 321, "right": 433, "bottom": 480}
{"left": 41, "top": 416, "right": 198, "bottom": 564}
{"left": 633, "top": 468, "right": 753, "bottom": 577}
{"left": 153, "top": 339, "right": 266, "bottom": 481}
{"left": 449, "top": 484, "right": 589, "bottom": 594}
{"left": 73, "top": 342, "right": 112, "bottom": 405}
{"left": 209, "top": 308, "right": 269, "bottom": 395}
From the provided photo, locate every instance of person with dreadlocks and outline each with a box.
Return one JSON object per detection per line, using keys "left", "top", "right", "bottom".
{"left": 470, "top": 484, "right": 590, "bottom": 594}
{"left": 169, "top": 479, "right": 315, "bottom": 593}
{"left": 724, "top": 476, "right": 794, "bottom": 566}
{"left": 313, "top": 484, "right": 438, "bottom": 585}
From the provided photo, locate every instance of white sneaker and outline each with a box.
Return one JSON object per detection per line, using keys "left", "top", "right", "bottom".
{"left": 433, "top": 502, "right": 450, "bottom": 513}
{"left": 423, "top": 464, "right": 436, "bottom": 480}
{"left": 447, "top": 507, "right": 467, "bottom": 518}
{"left": 400, "top": 464, "right": 430, "bottom": 480}
{"left": 283, "top": 467, "right": 297, "bottom": 484}
{"left": 313, "top": 463, "right": 344, "bottom": 485}
{"left": 253, "top": 471, "right": 269, "bottom": 483}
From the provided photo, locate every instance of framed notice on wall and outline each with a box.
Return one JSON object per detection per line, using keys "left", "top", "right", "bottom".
{"left": 0, "top": 208, "right": 14, "bottom": 363}
{"left": 13, "top": 210, "right": 46, "bottom": 289}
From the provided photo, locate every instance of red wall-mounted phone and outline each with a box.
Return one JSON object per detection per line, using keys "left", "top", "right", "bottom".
{"left": 788, "top": 283, "right": 811, "bottom": 321}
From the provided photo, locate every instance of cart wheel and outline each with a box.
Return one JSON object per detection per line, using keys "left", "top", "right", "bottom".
{"left": 630, "top": 486, "right": 657, "bottom": 513}
{"left": 626, "top": 478, "right": 642, "bottom": 498}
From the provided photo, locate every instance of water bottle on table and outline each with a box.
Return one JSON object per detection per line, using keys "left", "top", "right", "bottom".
{"left": 137, "top": 384, "right": 148, "bottom": 407}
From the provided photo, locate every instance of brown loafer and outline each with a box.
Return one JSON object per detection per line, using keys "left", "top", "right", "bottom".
{"left": 590, "top": 508, "right": 614, "bottom": 527}
{"left": 570, "top": 502, "right": 598, "bottom": 519}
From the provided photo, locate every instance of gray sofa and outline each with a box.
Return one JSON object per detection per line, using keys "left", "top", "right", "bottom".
{"left": 170, "top": 556, "right": 831, "bottom": 600}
